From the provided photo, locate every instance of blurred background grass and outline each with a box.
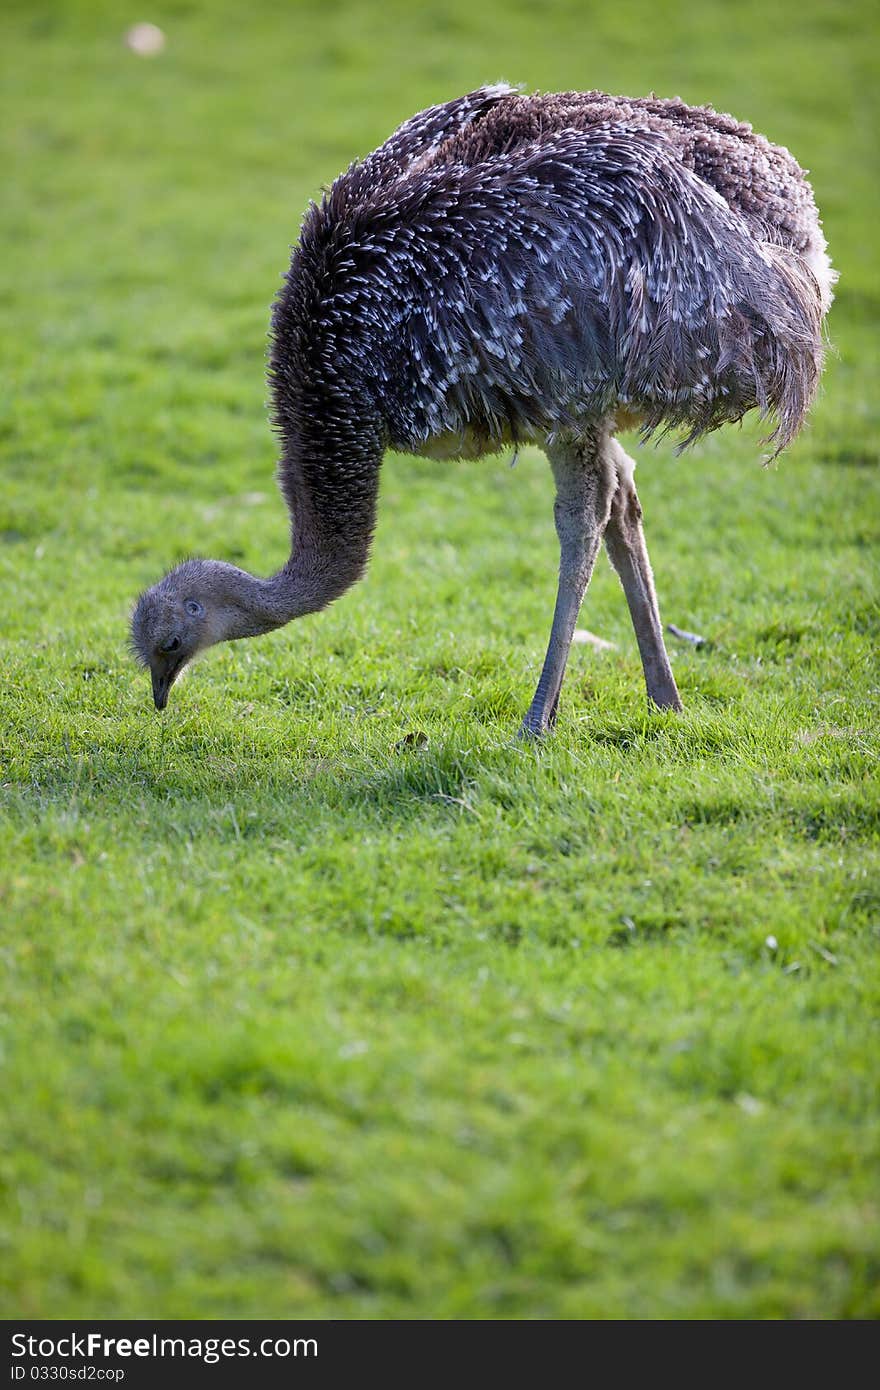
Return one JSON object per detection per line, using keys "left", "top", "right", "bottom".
{"left": 2, "top": 0, "right": 876, "bottom": 494}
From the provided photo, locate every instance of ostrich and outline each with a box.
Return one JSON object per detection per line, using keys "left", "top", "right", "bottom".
{"left": 131, "top": 86, "right": 833, "bottom": 735}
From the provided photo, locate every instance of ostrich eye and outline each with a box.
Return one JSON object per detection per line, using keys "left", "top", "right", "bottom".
{"left": 185, "top": 599, "right": 204, "bottom": 618}
{"left": 160, "top": 635, "right": 182, "bottom": 654}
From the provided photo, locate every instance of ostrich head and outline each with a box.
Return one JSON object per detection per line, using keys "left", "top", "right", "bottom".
{"left": 130, "top": 560, "right": 219, "bottom": 710}
{"left": 131, "top": 557, "right": 304, "bottom": 710}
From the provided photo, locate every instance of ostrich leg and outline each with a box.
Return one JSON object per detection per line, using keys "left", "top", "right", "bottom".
{"left": 603, "top": 438, "right": 682, "bottom": 711}
{"left": 520, "top": 430, "right": 617, "bottom": 737}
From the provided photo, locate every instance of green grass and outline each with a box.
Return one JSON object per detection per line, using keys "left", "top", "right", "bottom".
{"left": 2, "top": 0, "right": 879, "bottom": 1318}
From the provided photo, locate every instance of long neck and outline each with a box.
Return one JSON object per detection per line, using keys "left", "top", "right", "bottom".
{"left": 209, "top": 433, "right": 384, "bottom": 643}
{"left": 203, "top": 561, "right": 335, "bottom": 643}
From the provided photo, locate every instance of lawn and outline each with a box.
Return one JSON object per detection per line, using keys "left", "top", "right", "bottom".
{"left": 1, "top": 0, "right": 878, "bottom": 1318}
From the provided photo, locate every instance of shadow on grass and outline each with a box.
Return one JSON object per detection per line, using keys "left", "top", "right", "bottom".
{"left": 5, "top": 726, "right": 508, "bottom": 832}
{"left": 6, "top": 707, "right": 876, "bottom": 845}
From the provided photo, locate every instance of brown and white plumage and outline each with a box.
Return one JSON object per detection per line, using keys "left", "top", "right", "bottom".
{"left": 132, "top": 86, "right": 833, "bottom": 732}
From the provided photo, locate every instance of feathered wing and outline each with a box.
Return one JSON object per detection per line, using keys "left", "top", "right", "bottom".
{"left": 366, "top": 125, "right": 823, "bottom": 455}
{"left": 341, "top": 85, "right": 518, "bottom": 199}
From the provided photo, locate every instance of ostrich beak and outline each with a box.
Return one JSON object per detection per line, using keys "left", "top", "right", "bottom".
{"left": 151, "top": 669, "right": 170, "bottom": 711}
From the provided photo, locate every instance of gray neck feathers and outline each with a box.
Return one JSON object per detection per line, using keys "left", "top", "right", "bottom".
{"left": 202, "top": 563, "right": 313, "bottom": 643}
{"left": 205, "top": 546, "right": 368, "bottom": 644}
{"left": 204, "top": 455, "right": 378, "bottom": 645}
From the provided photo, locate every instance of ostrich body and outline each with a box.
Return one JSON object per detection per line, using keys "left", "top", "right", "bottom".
{"left": 132, "top": 86, "right": 832, "bottom": 733}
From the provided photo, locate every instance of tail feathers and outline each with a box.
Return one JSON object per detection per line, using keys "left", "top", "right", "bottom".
{"left": 644, "top": 240, "right": 826, "bottom": 458}
{"left": 744, "top": 242, "right": 825, "bottom": 455}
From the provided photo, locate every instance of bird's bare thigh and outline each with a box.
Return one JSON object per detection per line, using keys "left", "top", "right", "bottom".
{"left": 520, "top": 429, "right": 617, "bottom": 736}
{"left": 604, "top": 438, "right": 682, "bottom": 711}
